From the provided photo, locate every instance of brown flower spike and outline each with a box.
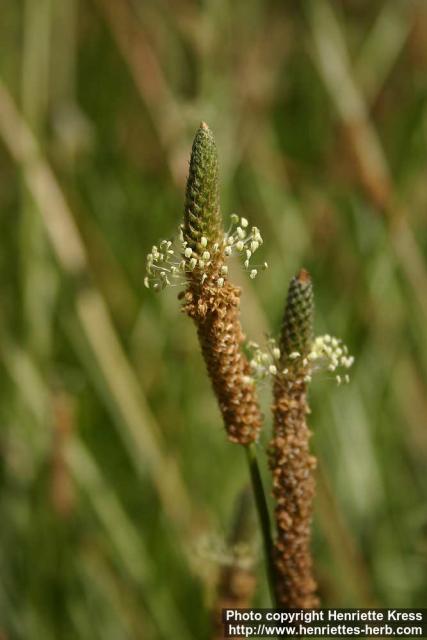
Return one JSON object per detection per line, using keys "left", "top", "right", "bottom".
{"left": 182, "top": 123, "right": 262, "bottom": 445}
{"left": 269, "top": 269, "right": 319, "bottom": 607}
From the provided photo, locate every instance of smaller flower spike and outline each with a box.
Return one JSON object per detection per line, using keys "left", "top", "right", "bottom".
{"left": 280, "top": 268, "right": 314, "bottom": 360}
{"left": 183, "top": 122, "right": 222, "bottom": 261}
{"left": 269, "top": 269, "right": 319, "bottom": 608}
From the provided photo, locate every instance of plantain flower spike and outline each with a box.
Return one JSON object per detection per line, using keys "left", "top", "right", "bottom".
{"left": 182, "top": 123, "right": 262, "bottom": 444}
{"left": 269, "top": 268, "right": 319, "bottom": 608}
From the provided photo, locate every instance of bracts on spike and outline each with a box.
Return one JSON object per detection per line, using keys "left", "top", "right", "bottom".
{"left": 269, "top": 269, "right": 319, "bottom": 607}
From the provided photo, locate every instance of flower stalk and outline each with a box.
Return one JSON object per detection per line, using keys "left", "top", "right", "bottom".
{"left": 245, "top": 444, "right": 278, "bottom": 606}
{"left": 144, "top": 123, "right": 354, "bottom": 611}
{"left": 180, "top": 124, "right": 278, "bottom": 606}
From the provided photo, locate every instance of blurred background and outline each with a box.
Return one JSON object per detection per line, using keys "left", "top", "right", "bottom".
{"left": 1, "top": 0, "right": 427, "bottom": 637}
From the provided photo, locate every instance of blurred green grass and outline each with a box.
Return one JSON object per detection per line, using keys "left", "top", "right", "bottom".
{"left": 1, "top": 0, "right": 427, "bottom": 638}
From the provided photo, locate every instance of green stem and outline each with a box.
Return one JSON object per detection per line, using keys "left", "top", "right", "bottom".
{"left": 245, "top": 443, "right": 278, "bottom": 607}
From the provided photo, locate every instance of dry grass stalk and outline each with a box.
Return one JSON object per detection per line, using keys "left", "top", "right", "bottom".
{"left": 212, "top": 489, "right": 257, "bottom": 639}
{"left": 51, "top": 391, "right": 76, "bottom": 518}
